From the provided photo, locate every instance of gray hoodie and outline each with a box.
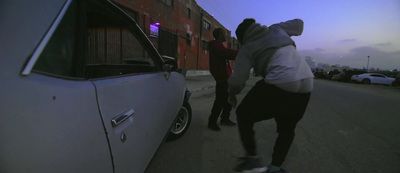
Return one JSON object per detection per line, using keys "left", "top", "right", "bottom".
{"left": 228, "top": 19, "right": 314, "bottom": 95}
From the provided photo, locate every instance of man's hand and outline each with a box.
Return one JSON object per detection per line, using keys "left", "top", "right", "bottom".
{"left": 228, "top": 95, "right": 237, "bottom": 108}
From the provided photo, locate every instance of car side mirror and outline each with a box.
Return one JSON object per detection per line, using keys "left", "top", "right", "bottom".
{"left": 162, "top": 56, "right": 178, "bottom": 72}
{"left": 162, "top": 56, "right": 178, "bottom": 80}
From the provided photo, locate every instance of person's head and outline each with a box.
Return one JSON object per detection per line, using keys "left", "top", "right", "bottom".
{"left": 213, "top": 28, "right": 226, "bottom": 42}
{"left": 235, "top": 18, "right": 256, "bottom": 45}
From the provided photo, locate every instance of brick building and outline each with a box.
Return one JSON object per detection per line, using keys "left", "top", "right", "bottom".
{"left": 113, "top": 0, "right": 238, "bottom": 70}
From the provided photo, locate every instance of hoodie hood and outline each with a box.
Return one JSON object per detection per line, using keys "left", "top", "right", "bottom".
{"left": 243, "top": 23, "right": 270, "bottom": 44}
{"left": 240, "top": 22, "right": 297, "bottom": 77}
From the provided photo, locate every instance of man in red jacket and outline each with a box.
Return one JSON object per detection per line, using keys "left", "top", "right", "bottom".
{"left": 208, "top": 28, "right": 238, "bottom": 131}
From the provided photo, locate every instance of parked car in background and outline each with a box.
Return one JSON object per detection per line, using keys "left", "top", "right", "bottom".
{"left": 327, "top": 69, "right": 341, "bottom": 80}
{"left": 0, "top": 0, "right": 192, "bottom": 172}
{"left": 393, "top": 72, "right": 400, "bottom": 87}
{"left": 337, "top": 70, "right": 366, "bottom": 82}
{"left": 313, "top": 70, "right": 328, "bottom": 79}
{"left": 351, "top": 74, "right": 359, "bottom": 82}
{"left": 331, "top": 73, "right": 341, "bottom": 81}
{"left": 352, "top": 73, "right": 396, "bottom": 86}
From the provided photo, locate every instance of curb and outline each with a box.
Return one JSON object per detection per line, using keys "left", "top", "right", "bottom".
{"left": 190, "top": 85, "right": 215, "bottom": 92}
{"left": 185, "top": 70, "right": 211, "bottom": 77}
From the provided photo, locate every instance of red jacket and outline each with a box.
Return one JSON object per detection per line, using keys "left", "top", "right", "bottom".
{"left": 208, "top": 40, "right": 238, "bottom": 82}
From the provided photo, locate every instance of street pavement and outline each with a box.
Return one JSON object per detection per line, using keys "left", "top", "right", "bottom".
{"left": 147, "top": 71, "right": 400, "bottom": 173}
{"left": 184, "top": 70, "right": 260, "bottom": 93}
{"left": 185, "top": 74, "right": 215, "bottom": 92}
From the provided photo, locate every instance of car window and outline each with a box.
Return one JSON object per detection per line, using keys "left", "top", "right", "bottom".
{"left": 85, "top": 0, "right": 160, "bottom": 78}
{"left": 33, "top": 0, "right": 81, "bottom": 78}
{"left": 371, "top": 74, "right": 384, "bottom": 78}
{"left": 32, "top": 0, "right": 162, "bottom": 79}
{"left": 86, "top": 15, "right": 155, "bottom": 66}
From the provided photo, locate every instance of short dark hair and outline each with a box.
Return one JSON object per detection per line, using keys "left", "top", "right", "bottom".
{"left": 235, "top": 18, "right": 256, "bottom": 44}
{"left": 213, "top": 28, "right": 224, "bottom": 39}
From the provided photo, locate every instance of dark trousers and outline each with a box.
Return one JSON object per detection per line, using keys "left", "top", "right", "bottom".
{"left": 209, "top": 81, "right": 233, "bottom": 123}
{"left": 236, "top": 80, "right": 311, "bottom": 166}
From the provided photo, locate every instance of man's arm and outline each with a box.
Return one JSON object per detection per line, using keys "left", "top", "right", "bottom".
{"left": 274, "top": 19, "right": 304, "bottom": 36}
{"left": 228, "top": 49, "right": 252, "bottom": 96}
{"left": 211, "top": 41, "right": 238, "bottom": 60}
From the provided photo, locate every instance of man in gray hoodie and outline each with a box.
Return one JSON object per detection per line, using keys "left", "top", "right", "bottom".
{"left": 230, "top": 18, "right": 314, "bottom": 173}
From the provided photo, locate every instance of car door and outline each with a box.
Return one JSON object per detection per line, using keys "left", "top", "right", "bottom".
{"left": 84, "top": 1, "right": 184, "bottom": 172}
{"left": 371, "top": 74, "right": 385, "bottom": 84}
{"left": 91, "top": 75, "right": 182, "bottom": 173}
{"left": 1, "top": 1, "right": 113, "bottom": 172}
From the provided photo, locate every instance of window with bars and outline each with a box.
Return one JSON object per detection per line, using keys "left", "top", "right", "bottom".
{"left": 87, "top": 27, "right": 153, "bottom": 66}
{"left": 186, "top": 34, "right": 191, "bottom": 46}
{"left": 161, "top": 0, "right": 173, "bottom": 7}
{"left": 201, "top": 40, "right": 209, "bottom": 50}
{"left": 85, "top": 4, "right": 158, "bottom": 78}
{"left": 203, "top": 20, "right": 210, "bottom": 30}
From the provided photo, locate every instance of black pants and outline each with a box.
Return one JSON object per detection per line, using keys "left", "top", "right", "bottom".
{"left": 209, "top": 81, "right": 233, "bottom": 123}
{"left": 236, "top": 80, "right": 311, "bottom": 166}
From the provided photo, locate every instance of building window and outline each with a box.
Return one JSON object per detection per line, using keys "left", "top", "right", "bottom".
{"left": 186, "top": 34, "right": 191, "bottom": 46}
{"left": 85, "top": 1, "right": 157, "bottom": 78}
{"left": 158, "top": 28, "right": 178, "bottom": 58}
{"left": 161, "top": 0, "right": 173, "bottom": 7}
{"left": 201, "top": 40, "right": 208, "bottom": 50}
{"left": 187, "top": 8, "right": 191, "bottom": 19}
{"left": 203, "top": 20, "right": 211, "bottom": 30}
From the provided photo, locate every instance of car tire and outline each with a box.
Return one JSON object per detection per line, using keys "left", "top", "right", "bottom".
{"left": 166, "top": 101, "right": 192, "bottom": 141}
{"left": 362, "top": 78, "right": 371, "bottom": 84}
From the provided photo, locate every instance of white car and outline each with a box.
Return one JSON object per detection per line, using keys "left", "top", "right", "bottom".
{"left": 0, "top": 0, "right": 192, "bottom": 172}
{"left": 352, "top": 73, "right": 395, "bottom": 85}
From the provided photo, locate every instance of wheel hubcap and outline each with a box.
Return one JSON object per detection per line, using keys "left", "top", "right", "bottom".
{"left": 171, "top": 107, "right": 189, "bottom": 134}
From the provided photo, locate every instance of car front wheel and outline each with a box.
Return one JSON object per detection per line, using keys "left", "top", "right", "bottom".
{"left": 166, "top": 101, "right": 192, "bottom": 141}
{"left": 362, "top": 78, "right": 371, "bottom": 84}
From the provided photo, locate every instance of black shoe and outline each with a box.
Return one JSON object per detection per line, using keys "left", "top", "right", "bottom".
{"left": 220, "top": 119, "right": 237, "bottom": 126}
{"left": 208, "top": 123, "right": 221, "bottom": 131}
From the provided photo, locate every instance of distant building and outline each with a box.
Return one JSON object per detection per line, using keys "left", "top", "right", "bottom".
{"left": 317, "top": 63, "right": 330, "bottom": 69}
{"left": 305, "top": 56, "right": 316, "bottom": 68}
{"left": 341, "top": 65, "right": 350, "bottom": 69}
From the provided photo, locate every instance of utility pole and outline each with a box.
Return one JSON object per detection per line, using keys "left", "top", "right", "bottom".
{"left": 367, "top": 56, "right": 370, "bottom": 71}
{"left": 197, "top": 10, "right": 203, "bottom": 70}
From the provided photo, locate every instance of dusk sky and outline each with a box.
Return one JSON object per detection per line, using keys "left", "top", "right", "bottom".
{"left": 196, "top": 0, "right": 400, "bottom": 70}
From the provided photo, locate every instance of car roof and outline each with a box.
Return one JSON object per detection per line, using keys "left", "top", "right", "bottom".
{"left": 362, "top": 73, "right": 381, "bottom": 75}
{"left": 0, "top": 0, "right": 67, "bottom": 77}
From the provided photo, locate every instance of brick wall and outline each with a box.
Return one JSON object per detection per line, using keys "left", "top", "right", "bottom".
{"left": 113, "top": 0, "right": 238, "bottom": 70}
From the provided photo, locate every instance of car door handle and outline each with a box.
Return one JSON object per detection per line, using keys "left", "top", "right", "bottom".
{"left": 111, "top": 109, "right": 134, "bottom": 127}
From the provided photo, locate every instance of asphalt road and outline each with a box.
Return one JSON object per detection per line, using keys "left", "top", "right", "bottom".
{"left": 146, "top": 77, "right": 400, "bottom": 173}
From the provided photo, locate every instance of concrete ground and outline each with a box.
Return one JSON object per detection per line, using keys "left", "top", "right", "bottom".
{"left": 184, "top": 70, "right": 215, "bottom": 92}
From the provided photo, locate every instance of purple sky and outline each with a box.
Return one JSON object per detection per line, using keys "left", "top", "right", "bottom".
{"left": 196, "top": 0, "right": 400, "bottom": 70}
